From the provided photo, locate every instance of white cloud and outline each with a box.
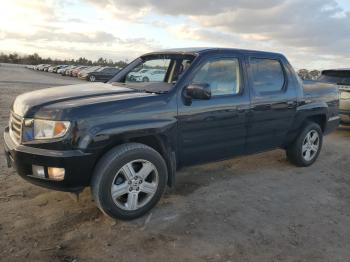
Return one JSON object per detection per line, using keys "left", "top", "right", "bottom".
{"left": 0, "top": 0, "right": 163, "bottom": 61}
{"left": 86, "top": 0, "right": 283, "bottom": 16}
{"left": 84, "top": 0, "right": 350, "bottom": 68}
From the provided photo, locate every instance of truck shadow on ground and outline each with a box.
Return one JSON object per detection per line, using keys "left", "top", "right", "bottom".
{"left": 171, "top": 149, "right": 291, "bottom": 197}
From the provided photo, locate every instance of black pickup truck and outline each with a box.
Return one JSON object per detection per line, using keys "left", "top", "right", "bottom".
{"left": 4, "top": 48, "right": 339, "bottom": 220}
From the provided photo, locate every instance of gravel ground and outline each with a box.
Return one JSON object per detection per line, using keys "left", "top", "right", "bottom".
{"left": 0, "top": 64, "right": 350, "bottom": 262}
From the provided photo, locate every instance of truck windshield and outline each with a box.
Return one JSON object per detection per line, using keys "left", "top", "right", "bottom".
{"left": 319, "top": 70, "right": 350, "bottom": 85}
{"left": 109, "top": 54, "right": 195, "bottom": 93}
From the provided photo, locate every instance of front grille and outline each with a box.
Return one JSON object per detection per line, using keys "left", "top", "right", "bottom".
{"left": 9, "top": 112, "right": 23, "bottom": 143}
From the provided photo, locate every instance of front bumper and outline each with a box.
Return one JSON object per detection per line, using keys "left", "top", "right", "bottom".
{"left": 3, "top": 127, "right": 96, "bottom": 192}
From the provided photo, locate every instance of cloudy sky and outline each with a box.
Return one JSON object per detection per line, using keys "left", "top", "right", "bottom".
{"left": 1, "top": 0, "right": 349, "bottom": 69}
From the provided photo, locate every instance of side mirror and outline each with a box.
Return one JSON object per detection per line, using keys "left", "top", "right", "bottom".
{"left": 184, "top": 83, "right": 211, "bottom": 104}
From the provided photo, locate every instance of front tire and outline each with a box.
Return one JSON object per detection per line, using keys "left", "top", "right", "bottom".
{"left": 91, "top": 143, "right": 167, "bottom": 220}
{"left": 286, "top": 122, "right": 323, "bottom": 167}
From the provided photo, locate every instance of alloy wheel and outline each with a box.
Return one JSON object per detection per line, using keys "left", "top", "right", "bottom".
{"left": 302, "top": 130, "right": 320, "bottom": 161}
{"left": 110, "top": 159, "right": 159, "bottom": 211}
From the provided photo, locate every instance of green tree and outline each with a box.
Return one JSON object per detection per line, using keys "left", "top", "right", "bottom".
{"left": 0, "top": 52, "right": 127, "bottom": 68}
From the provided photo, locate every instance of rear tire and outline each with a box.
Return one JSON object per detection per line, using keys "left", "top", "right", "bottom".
{"left": 91, "top": 143, "right": 167, "bottom": 220}
{"left": 286, "top": 121, "right": 323, "bottom": 167}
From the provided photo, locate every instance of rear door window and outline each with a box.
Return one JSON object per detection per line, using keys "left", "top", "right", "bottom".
{"left": 250, "top": 58, "right": 285, "bottom": 94}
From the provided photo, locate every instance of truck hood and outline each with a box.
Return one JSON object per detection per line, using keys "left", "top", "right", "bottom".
{"left": 12, "top": 82, "right": 155, "bottom": 117}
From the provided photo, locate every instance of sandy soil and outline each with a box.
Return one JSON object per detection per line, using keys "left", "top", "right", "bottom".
{"left": 0, "top": 64, "right": 350, "bottom": 262}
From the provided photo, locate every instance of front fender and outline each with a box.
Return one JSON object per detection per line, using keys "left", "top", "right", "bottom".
{"left": 78, "top": 118, "right": 177, "bottom": 151}
{"left": 79, "top": 118, "right": 178, "bottom": 187}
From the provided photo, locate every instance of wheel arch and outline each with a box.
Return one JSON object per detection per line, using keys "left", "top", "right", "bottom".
{"left": 305, "top": 114, "right": 327, "bottom": 132}
{"left": 283, "top": 104, "right": 328, "bottom": 147}
{"left": 91, "top": 133, "right": 176, "bottom": 188}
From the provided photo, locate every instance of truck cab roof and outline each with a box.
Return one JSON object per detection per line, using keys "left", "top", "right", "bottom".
{"left": 144, "top": 47, "right": 285, "bottom": 58}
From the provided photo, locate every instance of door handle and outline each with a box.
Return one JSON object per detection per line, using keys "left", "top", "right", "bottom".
{"left": 287, "top": 101, "right": 296, "bottom": 108}
{"left": 253, "top": 104, "right": 271, "bottom": 111}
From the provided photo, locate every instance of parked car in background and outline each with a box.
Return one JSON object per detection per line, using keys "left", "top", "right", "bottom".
{"left": 34, "top": 64, "right": 45, "bottom": 70}
{"left": 80, "top": 66, "right": 119, "bottom": 82}
{"left": 60, "top": 65, "right": 76, "bottom": 75}
{"left": 37, "top": 64, "right": 50, "bottom": 71}
{"left": 319, "top": 69, "right": 350, "bottom": 124}
{"left": 77, "top": 66, "right": 101, "bottom": 78}
{"left": 4, "top": 48, "right": 340, "bottom": 220}
{"left": 48, "top": 65, "right": 57, "bottom": 73}
{"left": 65, "top": 66, "right": 81, "bottom": 76}
{"left": 131, "top": 68, "right": 167, "bottom": 82}
{"left": 71, "top": 66, "right": 88, "bottom": 77}
{"left": 43, "top": 65, "right": 52, "bottom": 72}
{"left": 53, "top": 65, "right": 68, "bottom": 73}
{"left": 34, "top": 64, "right": 44, "bottom": 70}
{"left": 57, "top": 65, "right": 70, "bottom": 74}
{"left": 128, "top": 69, "right": 150, "bottom": 81}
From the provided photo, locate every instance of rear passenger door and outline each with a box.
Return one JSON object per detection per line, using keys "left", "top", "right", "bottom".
{"left": 246, "top": 56, "right": 297, "bottom": 153}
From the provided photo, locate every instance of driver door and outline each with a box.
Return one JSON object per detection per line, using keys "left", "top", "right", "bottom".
{"left": 177, "top": 54, "right": 250, "bottom": 166}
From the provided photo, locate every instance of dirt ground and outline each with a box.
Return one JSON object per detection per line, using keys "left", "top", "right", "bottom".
{"left": 0, "top": 63, "right": 350, "bottom": 262}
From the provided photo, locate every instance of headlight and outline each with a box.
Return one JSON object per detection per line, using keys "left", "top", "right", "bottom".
{"left": 22, "top": 119, "right": 70, "bottom": 141}
{"left": 33, "top": 119, "right": 70, "bottom": 140}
